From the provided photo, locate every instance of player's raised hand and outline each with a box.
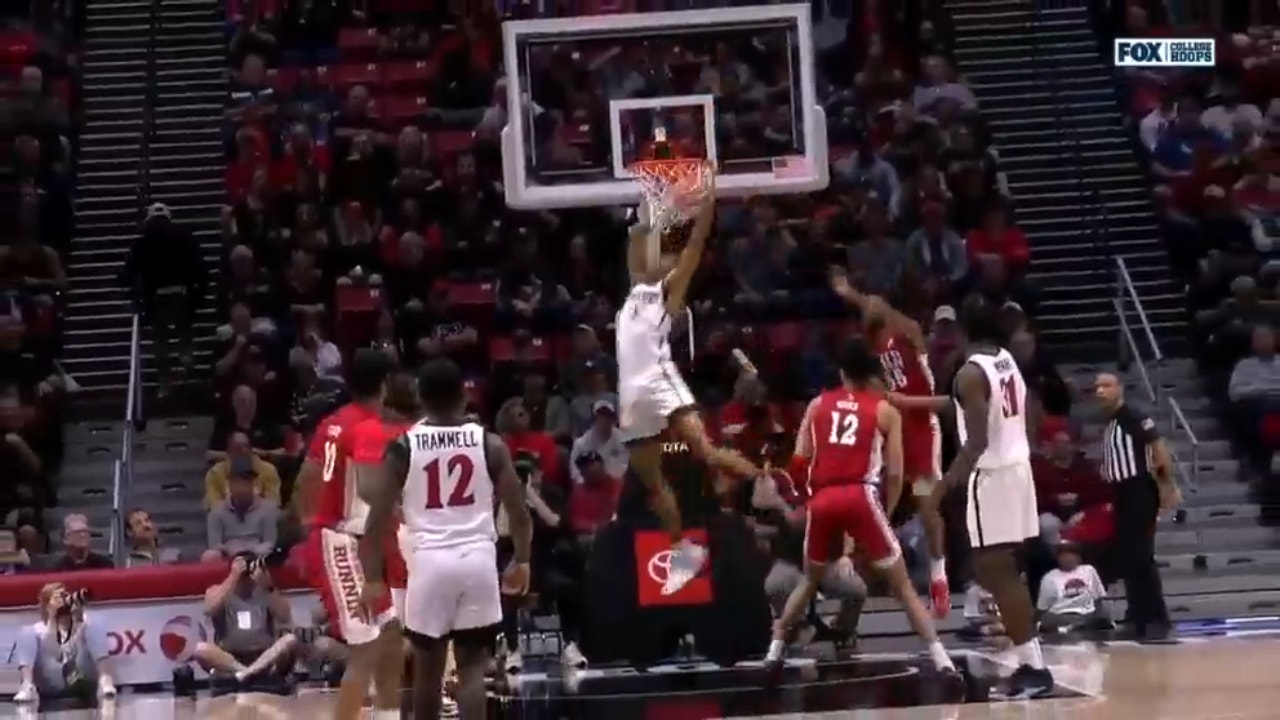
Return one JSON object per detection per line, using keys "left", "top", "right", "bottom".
{"left": 829, "top": 266, "right": 854, "bottom": 298}
{"left": 501, "top": 560, "right": 531, "bottom": 596}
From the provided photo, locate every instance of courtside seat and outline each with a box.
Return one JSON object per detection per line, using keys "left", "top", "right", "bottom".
{"left": 383, "top": 59, "right": 438, "bottom": 91}
{"left": 489, "top": 334, "right": 553, "bottom": 367}
{"left": 337, "top": 27, "right": 381, "bottom": 60}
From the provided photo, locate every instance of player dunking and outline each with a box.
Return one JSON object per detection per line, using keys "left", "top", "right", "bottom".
{"left": 295, "top": 349, "right": 401, "bottom": 720}
{"left": 616, "top": 173, "right": 762, "bottom": 593}
{"left": 361, "top": 358, "right": 533, "bottom": 720}
{"left": 830, "top": 268, "right": 951, "bottom": 617}
{"left": 765, "top": 339, "right": 955, "bottom": 674}
{"left": 927, "top": 295, "right": 1054, "bottom": 698}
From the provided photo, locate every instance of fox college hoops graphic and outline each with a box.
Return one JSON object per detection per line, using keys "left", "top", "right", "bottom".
{"left": 159, "top": 616, "right": 206, "bottom": 662}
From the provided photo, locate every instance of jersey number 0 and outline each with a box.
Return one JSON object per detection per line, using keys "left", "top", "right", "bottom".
{"left": 423, "top": 455, "right": 477, "bottom": 509}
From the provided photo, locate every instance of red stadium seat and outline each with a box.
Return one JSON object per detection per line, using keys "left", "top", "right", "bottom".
{"left": 381, "top": 93, "right": 431, "bottom": 127}
{"left": 338, "top": 27, "right": 382, "bottom": 60}
{"left": 448, "top": 281, "right": 496, "bottom": 326}
{"left": 332, "top": 62, "right": 381, "bottom": 89}
{"left": 1262, "top": 414, "right": 1280, "bottom": 449}
{"left": 383, "top": 59, "right": 437, "bottom": 90}
{"left": 488, "top": 335, "right": 552, "bottom": 366}
{"left": 763, "top": 322, "right": 804, "bottom": 371}
{"left": 432, "top": 130, "right": 474, "bottom": 158}
{"left": 335, "top": 285, "right": 384, "bottom": 352}
{"left": 462, "top": 378, "right": 488, "bottom": 414}
{"left": 267, "top": 66, "right": 299, "bottom": 93}
{"left": 550, "top": 334, "right": 573, "bottom": 367}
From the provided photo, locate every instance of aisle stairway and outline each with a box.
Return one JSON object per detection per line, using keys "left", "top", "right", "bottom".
{"left": 944, "top": 0, "right": 1185, "bottom": 357}
{"left": 62, "top": 0, "right": 226, "bottom": 396}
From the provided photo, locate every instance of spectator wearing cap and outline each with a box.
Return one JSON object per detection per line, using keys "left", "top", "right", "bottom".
{"left": 204, "top": 432, "right": 283, "bottom": 510}
{"left": 568, "top": 361, "right": 620, "bottom": 438}
{"left": 1036, "top": 541, "right": 1112, "bottom": 634}
{"left": 46, "top": 515, "right": 113, "bottom": 571}
{"left": 569, "top": 401, "right": 628, "bottom": 486}
{"left": 120, "top": 202, "right": 208, "bottom": 395}
{"left": 203, "top": 464, "right": 280, "bottom": 562}
{"left": 568, "top": 451, "right": 623, "bottom": 537}
{"left": 124, "top": 508, "right": 182, "bottom": 567}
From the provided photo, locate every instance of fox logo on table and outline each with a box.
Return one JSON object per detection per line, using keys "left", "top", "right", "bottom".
{"left": 581, "top": 437, "right": 769, "bottom": 666}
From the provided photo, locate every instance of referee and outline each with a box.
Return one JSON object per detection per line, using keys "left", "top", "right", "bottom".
{"left": 1094, "top": 372, "right": 1181, "bottom": 643}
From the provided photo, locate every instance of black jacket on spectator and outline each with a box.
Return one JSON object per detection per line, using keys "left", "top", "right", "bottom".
{"left": 121, "top": 217, "right": 208, "bottom": 315}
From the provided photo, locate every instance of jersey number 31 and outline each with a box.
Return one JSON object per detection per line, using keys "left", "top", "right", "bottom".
{"left": 423, "top": 455, "right": 476, "bottom": 509}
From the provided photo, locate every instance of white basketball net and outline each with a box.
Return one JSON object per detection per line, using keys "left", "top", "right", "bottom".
{"left": 631, "top": 159, "right": 712, "bottom": 235}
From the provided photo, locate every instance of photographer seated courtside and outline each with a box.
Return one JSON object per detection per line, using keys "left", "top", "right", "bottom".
{"left": 12, "top": 583, "right": 117, "bottom": 704}
{"left": 191, "top": 552, "right": 299, "bottom": 692}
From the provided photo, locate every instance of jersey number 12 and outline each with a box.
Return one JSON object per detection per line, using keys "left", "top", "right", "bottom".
{"left": 423, "top": 455, "right": 477, "bottom": 509}
{"left": 828, "top": 412, "right": 859, "bottom": 446}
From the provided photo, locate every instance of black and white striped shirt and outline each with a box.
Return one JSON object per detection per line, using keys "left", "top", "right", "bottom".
{"left": 1101, "top": 404, "right": 1160, "bottom": 483}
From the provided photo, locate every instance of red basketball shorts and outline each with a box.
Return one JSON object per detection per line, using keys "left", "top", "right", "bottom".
{"left": 804, "top": 483, "right": 901, "bottom": 568}
{"left": 303, "top": 527, "right": 400, "bottom": 645}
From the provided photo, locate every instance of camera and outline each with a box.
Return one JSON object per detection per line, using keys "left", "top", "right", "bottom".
{"left": 514, "top": 450, "right": 538, "bottom": 485}
{"left": 241, "top": 547, "right": 286, "bottom": 576}
{"left": 58, "top": 588, "right": 90, "bottom": 614}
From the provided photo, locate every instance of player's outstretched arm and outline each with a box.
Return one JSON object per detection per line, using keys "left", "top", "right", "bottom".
{"left": 829, "top": 267, "right": 926, "bottom": 351}
{"left": 886, "top": 392, "right": 951, "bottom": 413}
{"left": 626, "top": 221, "right": 657, "bottom": 285}
{"left": 358, "top": 434, "right": 410, "bottom": 582}
{"left": 487, "top": 433, "right": 532, "bottom": 565}
{"left": 939, "top": 363, "right": 990, "bottom": 495}
{"left": 878, "top": 400, "right": 904, "bottom": 518}
{"left": 663, "top": 175, "right": 715, "bottom": 315}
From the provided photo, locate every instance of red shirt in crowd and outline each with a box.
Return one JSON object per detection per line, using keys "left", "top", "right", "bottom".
{"left": 568, "top": 476, "right": 621, "bottom": 534}
{"left": 1032, "top": 452, "right": 1112, "bottom": 521}
{"left": 503, "top": 430, "right": 564, "bottom": 487}
{"left": 717, "top": 401, "right": 780, "bottom": 461}
{"left": 965, "top": 224, "right": 1030, "bottom": 271}
{"left": 271, "top": 142, "right": 331, "bottom": 193}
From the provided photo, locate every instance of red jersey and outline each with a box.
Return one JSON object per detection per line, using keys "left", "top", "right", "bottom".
{"left": 877, "top": 335, "right": 935, "bottom": 397}
{"left": 307, "top": 403, "right": 380, "bottom": 533}
{"left": 805, "top": 388, "right": 884, "bottom": 491}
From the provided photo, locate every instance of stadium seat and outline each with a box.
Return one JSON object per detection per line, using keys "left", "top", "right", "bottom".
{"left": 381, "top": 93, "right": 431, "bottom": 127}
{"left": 337, "top": 27, "right": 382, "bottom": 60}
{"left": 448, "top": 280, "right": 497, "bottom": 328}
{"left": 333, "top": 62, "right": 382, "bottom": 89}
{"left": 335, "top": 285, "right": 384, "bottom": 351}
{"left": 488, "top": 335, "right": 552, "bottom": 367}
{"left": 763, "top": 322, "right": 803, "bottom": 373}
{"left": 383, "top": 59, "right": 438, "bottom": 91}
{"left": 462, "top": 378, "right": 488, "bottom": 414}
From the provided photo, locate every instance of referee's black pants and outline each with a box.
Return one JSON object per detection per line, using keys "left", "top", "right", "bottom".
{"left": 1112, "top": 474, "right": 1169, "bottom": 634}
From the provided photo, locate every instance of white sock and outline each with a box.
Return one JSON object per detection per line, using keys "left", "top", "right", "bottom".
{"left": 765, "top": 638, "right": 785, "bottom": 661}
{"left": 1016, "top": 638, "right": 1045, "bottom": 669}
{"left": 930, "top": 558, "right": 946, "bottom": 581}
{"left": 963, "top": 585, "right": 984, "bottom": 618}
{"left": 374, "top": 711, "right": 400, "bottom": 720}
{"left": 928, "top": 641, "right": 954, "bottom": 670}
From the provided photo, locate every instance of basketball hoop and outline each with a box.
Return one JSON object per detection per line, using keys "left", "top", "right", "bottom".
{"left": 629, "top": 157, "right": 713, "bottom": 235}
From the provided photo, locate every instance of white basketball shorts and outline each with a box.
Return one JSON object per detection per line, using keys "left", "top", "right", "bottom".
{"left": 403, "top": 541, "right": 501, "bottom": 640}
{"left": 618, "top": 361, "right": 696, "bottom": 442}
{"left": 965, "top": 461, "right": 1039, "bottom": 549}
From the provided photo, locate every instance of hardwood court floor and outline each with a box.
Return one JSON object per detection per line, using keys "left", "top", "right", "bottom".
{"left": 9, "top": 636, "right": 1280, "bottom": 719}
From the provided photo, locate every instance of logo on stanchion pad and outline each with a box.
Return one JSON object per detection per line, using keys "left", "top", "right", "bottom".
{"left": 635, "top": 530, "right": 712, "bottom": 607}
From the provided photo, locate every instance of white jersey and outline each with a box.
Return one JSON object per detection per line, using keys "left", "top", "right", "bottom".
{"left": 954, "top": 348, "right": 1031, "bottom": 469}
{"left": 616, "top": 279, "right": 674, "bottom": 379}
{"left": 400, "top": 421, "right": 496, "bottom": 551}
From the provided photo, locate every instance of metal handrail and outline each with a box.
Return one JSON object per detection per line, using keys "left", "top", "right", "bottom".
{"left": 1169, "top": 396, "right": 1200, "bottom": 489}
{"left": 112, "top": 314, "right": 143, "bottom": 566}
{"left": 1112, "top": 296, "right": 1159, "bottom": 403}
{"left": 1114, "top": 256, "right": 1163, "bottom": 364}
